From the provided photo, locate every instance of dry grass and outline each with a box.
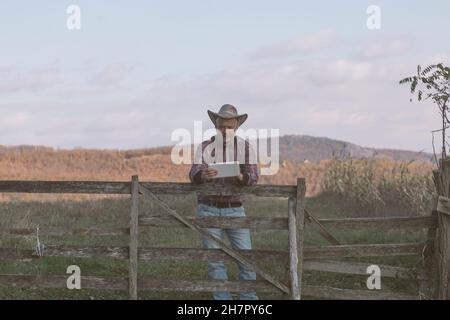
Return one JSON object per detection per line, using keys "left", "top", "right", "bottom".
{"left": 321, "top": 154, "right": 437, "bottom": 216}
{"left": 0, "top": 145, "right": 436, "bottom": 205}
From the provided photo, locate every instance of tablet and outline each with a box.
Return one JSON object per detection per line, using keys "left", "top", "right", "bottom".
{"left": 209, "top": 161, "right": 240, "bottom": 178}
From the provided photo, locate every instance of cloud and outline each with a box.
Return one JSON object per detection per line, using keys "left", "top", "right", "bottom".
{"left": 0, "top": 61, "right": 146, "bottom": 99}
{"left": 332, "top": 59, "right": 372, "bottom": 80}
{"left": 248, "top": 29, "right": 339, "bottom": 60}
{"left": 299, "top": 109, "right": 374, "bottom": 126}
{"left": 90, "top": 62, "right": 137, "bottom": 87}
{"left": 356, "top": 40, "right": 411, "bottom": 60}
{"left": 0, "top": 65, "right": 60, "bottom": 94}
{"left": 426, "top": 54, "right": 450, "bottom": 65}
{"left": 0, "top": 112, "right": 31, "bottom": 128}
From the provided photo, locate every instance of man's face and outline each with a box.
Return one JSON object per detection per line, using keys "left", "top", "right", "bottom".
{"left": 216, "top": 118, "right": 238, "bottom": 141}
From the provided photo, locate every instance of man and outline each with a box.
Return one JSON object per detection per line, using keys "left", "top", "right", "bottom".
{"left": 189, "top": 104, "right": 259, "bottom": 300}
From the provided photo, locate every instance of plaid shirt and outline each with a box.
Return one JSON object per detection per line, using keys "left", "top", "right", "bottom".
{"left": 189, "top": 135, "right": 259, "bottom": 205}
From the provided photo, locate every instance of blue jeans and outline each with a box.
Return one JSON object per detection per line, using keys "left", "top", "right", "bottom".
{"left": 197, "top": 203, "right": 258, "bottom": 300}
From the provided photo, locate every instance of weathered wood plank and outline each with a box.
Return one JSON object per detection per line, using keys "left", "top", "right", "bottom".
{"left": 129, "top": 175, "right": 139, "bottom": 300}
{"left": 0, "top": 243, "right": 426, "bottom": 262}
{"left": 139, "top": 215, "right": 289, "bottom": 230}
{"left": 138, "top": 279, "right": 279, "bottom": 293}
{"left": 141, "top": 243, "right": 424, "bottom": 260}
{"left": 0, "top": 180, "right": 131, "bottom": 194}
{"left": 437, "top": 212, "right": 450, "bottom": 299}
{"left": 0, "top": 246, "right": 288, "bottom": 262}
{"left": 143, "top": 281, "right": 420, "bottom": 299}
{"left": 2, "top": 216, "right": 430, "bottom": 237}
{"left": 303, "top": 259, "right": 421, "bottom": 280}
{"left": 0, "top": 246, "right": 128, "bottom": 260}
{"left": 302, "top": 285, "right": 418, "bottom": 300}
{"left": 0, "top": 274, "right": 420, "bottom": 299}
{"left": 433, "top": 158, "right": 450, "bottom": 300}
{"left": 0, "top": 274, "right": 127, "bottom": 290}
{"left": 0, "top": 227, "right": 129, "bottom": 236}
{"left": 138, "top": 248, "right": 288, "bottom": 263}
{"left": 317, "top": 216, "right": 437, "bottom": 229}
{"left": 305, "top": 243, "right": 426, "bottom": 259}
{"left": 139, "top": 215, "right": 436, "bottom": 230}
{"left": 437, "top": 195, "right": 450, "bottom": 216}
{"left": 141, "top": 182, "right": 296, "bottom": 197}
{"left": 427, "top": 172, "right": 441, "bottom": 300}
{"left": 295, "top": 178, "right": 306, "bottom": 299}
{"left": 0, "top": 180, "right": 295, "bottom": 197}
{"left": 305, "top": 209, "right": 340, "bottom": 245}
{"left": 0, "top": 275, "right": 278, "bottom": 294}
{"left": 288, "top": 197, "right": 300, "bottom": 300}
{"left": 420, "top": 206, "right": 438, "bottom": 299}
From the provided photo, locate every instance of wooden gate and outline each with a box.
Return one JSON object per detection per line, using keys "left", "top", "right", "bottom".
{"left": 130, "top": 176, "right": 306, "bottom": 299}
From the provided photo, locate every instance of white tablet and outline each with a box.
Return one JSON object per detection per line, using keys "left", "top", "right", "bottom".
{"left": 209, "top": 161, "right": 240, "bottom": 178}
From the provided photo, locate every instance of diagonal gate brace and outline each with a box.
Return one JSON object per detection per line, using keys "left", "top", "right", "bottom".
{"left": 138, "top": 184, "right": 290, "bottom": 295}
{"left": 305, "top": 209, "right": 341, "bottom": 245}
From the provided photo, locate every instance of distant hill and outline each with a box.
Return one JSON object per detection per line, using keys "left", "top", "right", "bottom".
{"left": 0, "top": 134, "right": 434, "bottom": 165}
{"left": 278, "top": 135, "right": 435, "bottom": 164}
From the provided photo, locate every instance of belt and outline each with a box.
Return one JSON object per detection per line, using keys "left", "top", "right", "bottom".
{"left": 203, "top": 201, "right": 242, "bottom": 208}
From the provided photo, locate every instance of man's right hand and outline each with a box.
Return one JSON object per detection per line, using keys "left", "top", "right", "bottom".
{"left": 201, "top": 168, "right": 218, "bottom": 182}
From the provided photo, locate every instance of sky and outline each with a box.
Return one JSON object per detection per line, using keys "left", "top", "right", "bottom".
{"left": 0, "top": 0, "right": 449, "bottom": 152}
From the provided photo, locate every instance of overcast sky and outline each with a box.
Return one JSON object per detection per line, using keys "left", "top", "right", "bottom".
{"left": 0, "top": 0, "right": 449, "bottom": 152}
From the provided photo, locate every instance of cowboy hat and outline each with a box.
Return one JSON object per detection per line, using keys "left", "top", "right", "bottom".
{"left": 207, "top": 104, "right": 248, "bottom": 127}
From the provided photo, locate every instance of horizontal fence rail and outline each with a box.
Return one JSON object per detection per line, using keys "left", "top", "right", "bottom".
{"left": 138, "top": 215, "right": 437, "bottom": 230}
{"left": 0, "top": 275, "right": 419, "bottom": 300}
{"left": 0, "top": 227, "right": 129, "bottom": 236}
{"left": 0, "top": 243, "right": 427, "bottom": 262}
{"left": 0, "top": 181, "right": 131, "bottom": 194}
{"left": 0, "top": 180, "right": 296, "bottom": 197}
{"left": 0, "top": 216, "right": 436, "bottom": 236}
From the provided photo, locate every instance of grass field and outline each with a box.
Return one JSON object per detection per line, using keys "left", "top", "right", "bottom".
{"left": 0, "top": 192, "right": 428, "bottom": 300}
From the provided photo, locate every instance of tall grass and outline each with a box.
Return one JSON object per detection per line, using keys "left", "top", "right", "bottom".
{"left": 0, "top": 203, "right": 35, "bottom": 248}
{"left": 320, "top": 153, "right": 437, "bottom": 217}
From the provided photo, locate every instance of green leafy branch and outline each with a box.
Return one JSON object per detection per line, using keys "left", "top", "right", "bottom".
{"left": 400, "top": 63, "right": 450, "bottom": 159}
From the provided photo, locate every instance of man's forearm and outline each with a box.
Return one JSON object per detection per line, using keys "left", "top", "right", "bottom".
{"left": 189, "top": 164, "right": 206, "bottom": 184}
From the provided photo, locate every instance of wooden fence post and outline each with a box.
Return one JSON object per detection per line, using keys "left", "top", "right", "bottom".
{"left": 288, "top": 178, "right": 306, "bottom": 300}
{"left": 436, "top": 195, "right": 450, "bottom": 299}
{"left": 129, "top": 175, "right": 139, "bottom": 300}
{"left": 296, "top": 178, "right": 306, "bottom": 299}
{"left": 288, "top": 197, "right": 299, "bottom": 299}
{"left": 433, "top": 158, "right": 450, "bottom": 299}
{"left": 419, "top": 207, "right": 438, "bottom": 299}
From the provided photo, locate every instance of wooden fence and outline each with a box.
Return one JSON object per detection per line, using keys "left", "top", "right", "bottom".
{"left": 0, "top": 175, "right": 448, "bottom": 300}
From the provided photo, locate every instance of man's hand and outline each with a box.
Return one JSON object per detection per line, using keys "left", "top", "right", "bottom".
{"left": 200, "top": 168, "right": 218, "bottom": 182}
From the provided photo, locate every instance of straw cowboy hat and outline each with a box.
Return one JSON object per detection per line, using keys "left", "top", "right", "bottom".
{"left": 207, "top": 104, "right": 248, "bottom": 127}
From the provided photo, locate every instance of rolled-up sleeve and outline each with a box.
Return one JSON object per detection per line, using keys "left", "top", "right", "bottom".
{"left": 240, "top": 141, "right": 259, "bottom": 186}
{"left": 241, "top": 164, "right": 259, "bottom": 186}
